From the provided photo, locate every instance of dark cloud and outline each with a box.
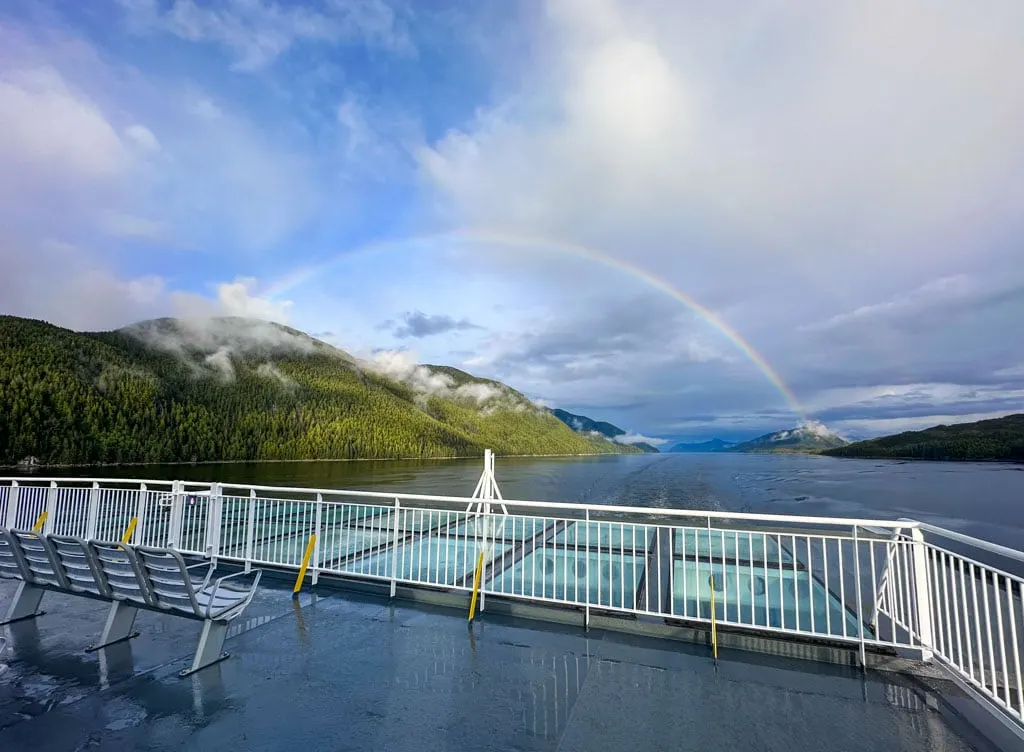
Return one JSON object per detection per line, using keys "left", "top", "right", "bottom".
{"left": 814, "top": 397, "right": 1023, "bottom": 424}
{"left": 388, "top": 311, "right": 482, "bottom": 339}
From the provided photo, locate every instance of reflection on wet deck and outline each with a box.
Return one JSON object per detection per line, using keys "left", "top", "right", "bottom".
{"left": 0, "top": 581, "right": 986, "bottom": 752}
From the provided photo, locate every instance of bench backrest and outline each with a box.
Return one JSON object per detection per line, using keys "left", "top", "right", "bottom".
{"left": 48, "top": 535, "right": 110, "bottom": 597}
{"left": 10, "top": 530, "right": 69, "bottom": 589}
{"left": 89, "top": 541, "right": 152, "bottom": 607}
{"left": 133, "top": 546, "right": 206, "bottom": 618}
{"left": 0, "top": 529, "right": 30, "bottom": 580}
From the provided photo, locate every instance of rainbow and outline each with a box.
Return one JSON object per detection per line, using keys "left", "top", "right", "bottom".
{"left": 262, "top": 230, "right": 806, "bottom": 419}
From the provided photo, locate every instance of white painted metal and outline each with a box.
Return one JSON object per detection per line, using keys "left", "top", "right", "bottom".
{"left": 2, "top": 456, "right": 1023, "bottom": 729}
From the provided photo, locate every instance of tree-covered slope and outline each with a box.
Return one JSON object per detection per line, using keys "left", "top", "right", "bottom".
{"left": 549, "top": 408, "right": 660, "bottom": 453}
{"left": 822, "top": 414, "right": 1024, "bottom": 461}
{"left": 0, "top": 315, "right": 637, "bottom": 465}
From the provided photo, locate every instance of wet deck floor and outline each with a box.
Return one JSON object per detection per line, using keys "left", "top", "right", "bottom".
{"left": 0, "top": 577, "right": 1001, "bottom": 751}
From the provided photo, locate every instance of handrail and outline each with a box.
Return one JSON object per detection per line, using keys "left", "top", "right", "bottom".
{"left": 918, "top": 522, "right": 1024, "bottom": 565}
{"left": 0, "top": 476, "right": 920, "bottom": 530}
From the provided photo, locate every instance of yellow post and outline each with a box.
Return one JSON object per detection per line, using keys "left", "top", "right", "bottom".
{"left": 293, "top": 534, "right": 317, "bottom": 595}
{"left": 120, "top": 517, "right": 138, "bottom": 544}
{"left": 468, "top": 551, "right": 485, "bottom": 622}
{"left": 32, "top": 511, "right": 48, "bottom": 533}
{"left": 709, "top": 573, "right": 719, "bottom": 665}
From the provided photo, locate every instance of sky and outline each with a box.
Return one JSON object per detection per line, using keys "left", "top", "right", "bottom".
{"left": 1, "top": 0, "right": 1023, "bottom": 445}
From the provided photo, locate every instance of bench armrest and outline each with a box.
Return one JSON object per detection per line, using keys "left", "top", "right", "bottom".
{"left": 205, "top": 569, "right": 262, "bottom": 619}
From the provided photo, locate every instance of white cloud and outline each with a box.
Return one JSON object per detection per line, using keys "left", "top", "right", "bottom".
{"left": 216, "top": 277, "right": 293, "bottom": 323}
{"left": 800, "top": 276, "right": 978, "bottom": 333}
{"left": 0, "top": 21, "right": 321, "bottom": 254}
{"left": 0, "top": 65, "right": 126, "bottom": 182}
{"left": 118, "top": 0, "right": 414, "bottom": 71}
{"left": 365, "top": 349, "right": 508, "bottom": 405}
{"left": 419, "top": 0, "right": 1024, "bottom": 281}
{"left": 204, "top": 345, "right": 236, "bottom": 381}
{"left": 124, "top": 123, "right": 160, "bottom": 152}
{"left": 256, "top": 362, "right": 297, "bottom": 388}
{"left": 614, "top": 432, "right": 668, "bottom": 447}
{"left": 771, "top": 421, "right": 845, "bottom": 442}
{"left": 0, "top": 237, "right": 172, "bottom": 330}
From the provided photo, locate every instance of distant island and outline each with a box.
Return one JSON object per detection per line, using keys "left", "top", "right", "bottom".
{"left": 550, "top": 408, "right": 660, "bottom": 453}
{"left": 669, "top": 424, "right": 848, "bottom": 454}
{"left": 0, "top": 315, "right": 642, "bottom": 467}
{"left": 668, "top": 438, "right": 735, "bottom": 453}
{"left": 822, "top": 414, "right": 1024, "bottom": 462}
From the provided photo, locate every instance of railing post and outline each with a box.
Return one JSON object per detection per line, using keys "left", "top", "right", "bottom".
{"left": 480, "top": 504, "right": 491, "bottom": 613}
{"left": 86, "top": 482, "right": 100, "bottom": 540}
{"left": 312, "top": 493, "right": 323, "bottom": 585}
{"left": 43, "top": 481, "right": 57, "bottom": 535}
{"left": 870, "top": 528, "right": 900, "bottom": 629}
{"left": 584, "top": 508, "right": 591, "bottom": 631}
{"left": 132, "top": 482, "right": 148, "bottom": 545}
{"left": 168, "top": 481, "right": 184, "bottom": 549}
{"left": 853, "top": 525, "right": 866, "bottom": 669}
{"left": 390, "top": 498, "right": 401, "bottom": 598}
{"left": 910, "top": 527, "right": 935, "bottom": 661}
{"left": 4, "top": 481, "right": 18, "bottom": 529}
{"left": 244, "top": 489, "right": 257, "bottom": 573}
{"left": 208, "top": 482, "right": 223, "bottom": 562}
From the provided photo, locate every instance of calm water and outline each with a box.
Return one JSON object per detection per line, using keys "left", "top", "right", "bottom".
{"left": 18, "top": 453, "right": 1024, "bottom": 550}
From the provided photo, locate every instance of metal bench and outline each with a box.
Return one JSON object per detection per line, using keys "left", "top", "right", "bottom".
{"left": 0, "top": 529, "right": 262, "bottom": 676}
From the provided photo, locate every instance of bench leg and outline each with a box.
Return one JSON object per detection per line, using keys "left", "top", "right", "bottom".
{"left": 1, "top": 582, "right": 45, "bottom": 625}
{"left": 86, "top": 601, "right": 140, "bottom": 652}
{"left": 179, "top": 620, "right": 229, "bottom": 677}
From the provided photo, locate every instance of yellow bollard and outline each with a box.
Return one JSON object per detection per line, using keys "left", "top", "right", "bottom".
{"left": 32, "top": 511, "right": 48, "bottom": 533}
{"left": 120, "top": 517, "right": 138, "bottom": 544}
{"left": 293, "top": 534, "right": 317, "bottom": 595}
{"left": 468, "top": 551, "right": 485, "bottom": 622}
{"left": 709, "top": 573, "right": 719, "bottom": 665}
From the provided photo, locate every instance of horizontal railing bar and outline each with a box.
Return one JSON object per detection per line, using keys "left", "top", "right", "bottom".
{"left": 0, "top": 476, "right": 926, "bottom": 530}
{"left": 0, "top": 477, "right": 178, "bottom": 486}
{"left": 923, "top": 542, "right": 1024, "bottom": 589}
{"left": 919, "top": 522, "right": 1024, "bottom": 566}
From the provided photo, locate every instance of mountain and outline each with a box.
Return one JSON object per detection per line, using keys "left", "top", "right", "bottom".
{"left": 0, "top": 315, "right": 641, "bottom": 466}
{"left": 668, "top": 438, "right": 735, "bottom": 453}
{"left": 822, "top": 414, "right": 1024, "bottom": 461}
{"left": 550, "top": 408, "right": 660, "bottom": 453}
{"left": 727, "top": 423, "right": 849, "bottom": 453}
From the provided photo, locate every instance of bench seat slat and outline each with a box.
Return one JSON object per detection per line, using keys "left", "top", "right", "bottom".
{"left": 10, "top": 531, "right": 69, "bottom": 589}
{"left": 48, "top": 535, "right": 109, "bottom": 598}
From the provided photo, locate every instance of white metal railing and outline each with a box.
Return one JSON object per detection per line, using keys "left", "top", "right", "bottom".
{"left": 1, "top": 453, "right": 1021, "bottom": 733}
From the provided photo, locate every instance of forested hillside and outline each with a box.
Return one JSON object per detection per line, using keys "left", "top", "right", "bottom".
{"left": 822, "top": 414, "right": 1024, "bottom": 461}
{"left": 0, "top": 316, "right": 637, "bottom": 466}
{"left": 549, "top": 408, "right": 660, "bottom": 453}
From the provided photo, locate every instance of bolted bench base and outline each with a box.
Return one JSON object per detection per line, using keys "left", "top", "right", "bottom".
{"left": 1, "top": 582, "right": 46, "bottom": 625}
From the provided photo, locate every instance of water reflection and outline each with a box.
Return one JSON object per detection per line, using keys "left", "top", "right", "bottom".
{"left": 0, "top": 618, "right": 230, "bottom": 733}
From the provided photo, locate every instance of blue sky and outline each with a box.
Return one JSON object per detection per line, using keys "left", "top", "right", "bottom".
{"left": 2, "top": 0, "right": 1023, "bottom": 445}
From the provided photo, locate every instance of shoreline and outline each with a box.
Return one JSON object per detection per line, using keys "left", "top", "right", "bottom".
{"left": 822, "top": 453, "right": 1023, "bottom": 464}
{"left": 2, "top": 449, "right": 644, "bottom": 471}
